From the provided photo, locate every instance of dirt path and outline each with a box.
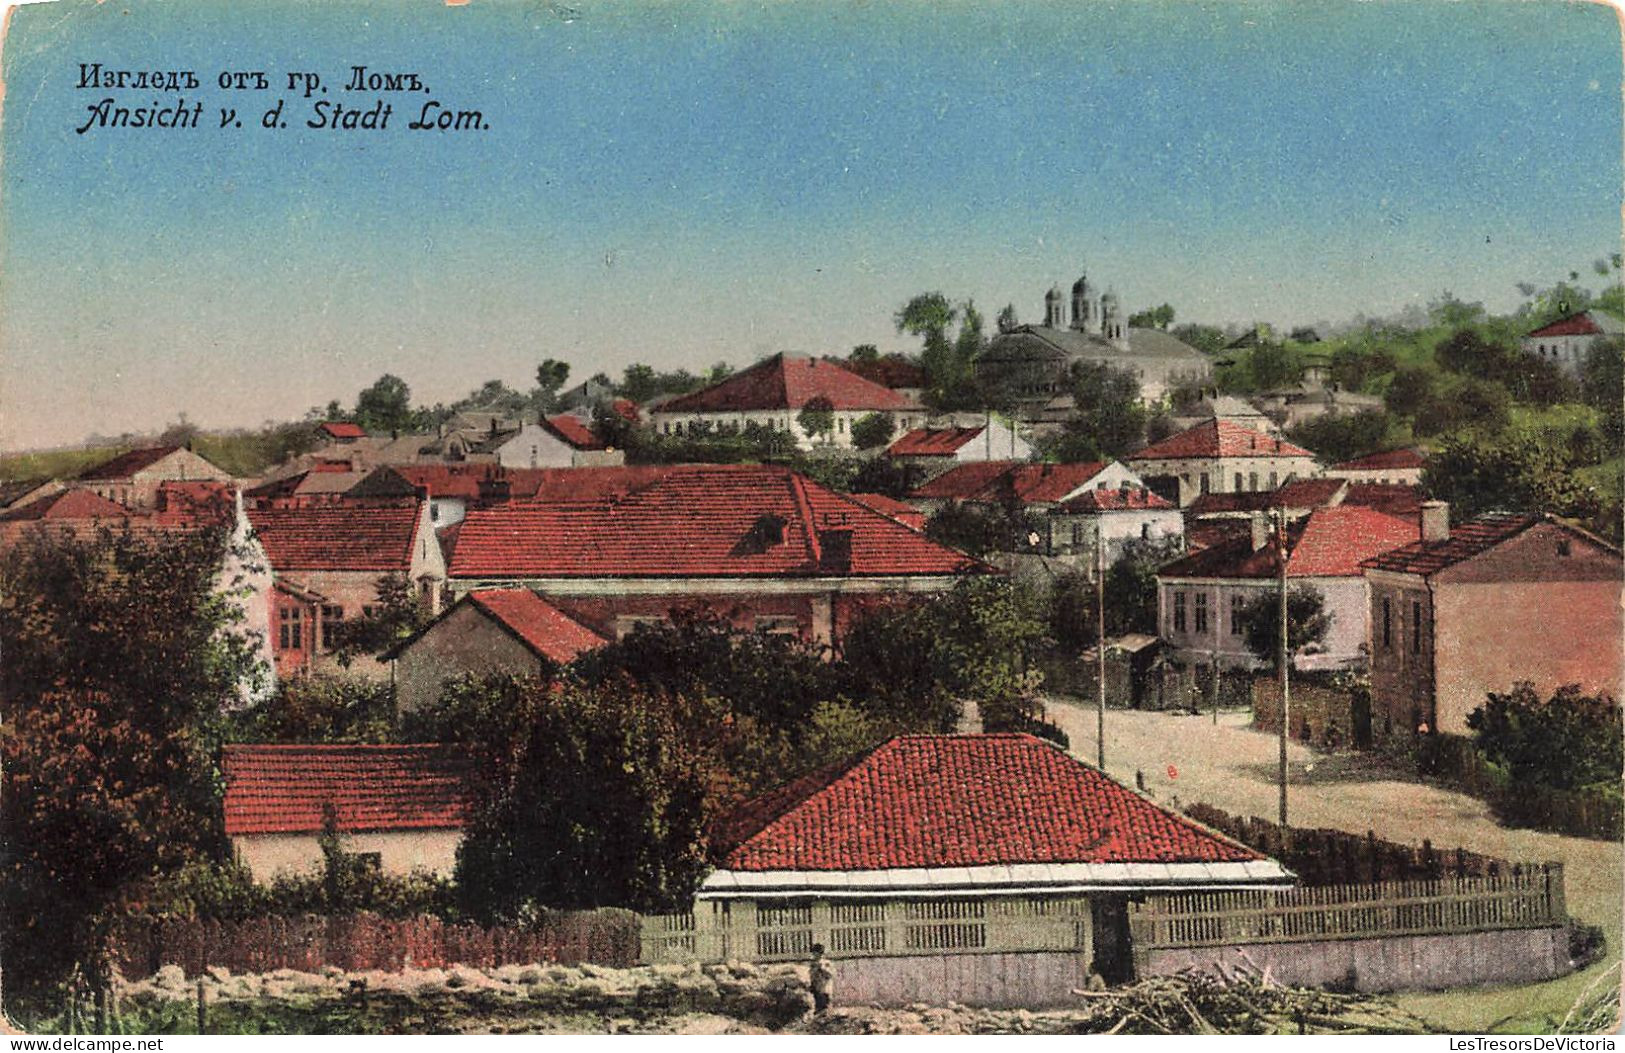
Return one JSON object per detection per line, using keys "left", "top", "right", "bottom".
{"left": 1044, "top": 699, "right": 1623, "bottom": 1032}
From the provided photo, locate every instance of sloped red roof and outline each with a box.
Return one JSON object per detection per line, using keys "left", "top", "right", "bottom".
{"left": 1160, "top": 506, "right": 1417, "bottom": 580}
{"left": 888, "top": 427, "right": 986, "bottom": 457}
{"left": 834, "top": 355, "right": 927, "bottom": 390}
{"left": 910, "top": 461, "right": 1109, "bottom": 505}
{"left": 1130, "top": 420, "right": 1314, "bottom": 461}
{"left": 449, "top": 465, "right": 980, "bottom": 579}
{"left": 1344, "top": 483, "right": 1424, "bottom": 519}
{"left": 223, "top": 744, "right": 470, "bottom": 836}
{"left": 319, "top": 421, "right": 367, "bottom": 439}
{"left": 247, "top": 504, "right": 422, "bottom": 572}
{"left": 712, "top": 734, "right": 1263, "bottom": 871}
{"left": 0, "top": 488, "right": 132, "bottom": 520}
{"left": 1186, "top": 491, "right": 1276, "bottom": 517}
{"left": 1272, "top": 477, "right": 1346, "bottom": 509}
{"left": 1331, "top": 448, "right": 1426, "bottom": 472}
{"left": 1362, "top": 512, "right": 1541, "bottom": 577}
{"left": 845, "top": 492, "right": 926, "bottom": 528}
{"left": 658, "top": 354, "right": 914, "bottom": 413}
{"left": 1526, "top": 311, "right": 1616, "bottom": 338}
{"left": 76, "top": 446, "right": 183, "bottom": 480}
{"left": 544, "top": 414, "right": 606, "bottom": 450}
{"left": 609, "top": 398, "right": 641, "bottom": 424}
{"left": 1056, "top": 487, "right": 1174, "bottom": 513}
{"left": 466, "top": 588, "right": 608, "bottom": 664}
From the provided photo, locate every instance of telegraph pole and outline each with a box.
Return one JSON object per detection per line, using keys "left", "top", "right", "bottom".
{"left": 1096, "top": 531, "right": 1106, "bottom": 770}
{"left": 1276, "top": 507, "right": 1291, "bottom": 827}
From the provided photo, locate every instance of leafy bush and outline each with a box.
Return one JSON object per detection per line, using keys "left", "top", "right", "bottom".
{"left": 1466, "top": 683, "right": 1622, "bottom": 791}
{"left": 227, "top": 674, "right": 397, "bottom": 744}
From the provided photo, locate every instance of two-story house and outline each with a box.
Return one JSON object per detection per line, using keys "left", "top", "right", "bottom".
{"left": 1126, "top": 420, "right": 1319, "bottom": 507}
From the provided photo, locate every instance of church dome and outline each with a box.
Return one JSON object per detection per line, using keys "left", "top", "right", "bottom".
{"left": 1046, "top": 286, "right": 1063, "bottom": 302}
{"left": 1071, "top": 275, "right": 1091, "bottom": 294}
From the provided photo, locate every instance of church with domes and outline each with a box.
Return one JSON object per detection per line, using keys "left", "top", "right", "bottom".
{"left": 977, "top": 271, "right": 1211, "bottom": 425}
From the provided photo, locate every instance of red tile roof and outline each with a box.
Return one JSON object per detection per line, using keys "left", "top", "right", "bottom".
{"left": 1525, "top": 311, "right": 1617, "bottom": 338}
{"left": 1130, "top": 420, "right": 1314, "bottom": 461}
{"left": 846, "top": 492, "right": 926, "bottom": 528}
{"left": 1271, "top": 477, "right": 1346, "bottom": 509}
{"left": 466, "top": 588, "right": 608, "bottom": 664}
{"left": 1056, "top": 486, "right": 1174, "bottom": 513}
{"left": 1331, "top": 448, "right": 1426, "bottom": 472}
{"left": 449, "top": 465, "right": 981, "bottom": 579}
{"left": 319, "top": 421, "right": 368, "bottom": 439}
{"left": 223, "top": 744, "right": 470, "bottom": 836}
{"left": 1186, "top": 491, "right": 1276, "bottom": 517}
{"left": 544, "top": 414, "right": 606, "bottom": 450}
{"left": 888, "top": 427, "right": 986, "bottom": 457}
{"left": 1160, "top": 506, "right": 1417, "bottom": 580}
{"left": 832, "top": 355, "right": 927, "bottom": 390}
{"left": 609, "top": 398, "right": 641, "bottom": 424}
{"left": 1343, "top": 483, "right": 1424, "bottom": 519}
{"left": 658, "top": 354, "right": 914, "bottom": 413}
{"left": 1362, "top": 512, "right": 1541, "bottom": 577}
{"left": 910, "top": 461, "right": 1110, "bottom": 505}
{"left": 247, "top": 503, "right": 423, "bottom": 572}
{"left": 712, "top": 734, "right": 1263, "bottom": 871}
{"left": 76, "top": 446, "right": 184, "bottom": 480}
{"left": 0, "top": 488, "right": 132, "bottom": 520}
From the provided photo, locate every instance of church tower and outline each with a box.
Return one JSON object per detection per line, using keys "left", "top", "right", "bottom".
{"left": 1070, "top": 274, "right": 1100, "bottom": 335}
{"left": 1101, "top": 289, "right": 1129, "bottom": 349}
{"left": 1044, "top": 285, "right": 1066, "bottom": 328}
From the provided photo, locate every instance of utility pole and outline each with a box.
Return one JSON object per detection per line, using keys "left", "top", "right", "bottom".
{"left": 1097, "top": 529, "right": 1106, "bottom": 771}
{"left": 1276, "top": 507, "right": 1291, "bottom": 827}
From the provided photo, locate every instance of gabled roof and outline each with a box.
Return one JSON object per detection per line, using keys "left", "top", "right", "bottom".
{"left": 845, "top": 492, "right": 922, "bottom": 521}
{"left": 247, "top": 503, "right": 423, "bottom": 572}
{"left": 0, "top": 488, "right": 132, "bottom": 520}
{"left": 657, "top": 354, "right": 915, "bottom": 413}
{"left": 1186, "top": 491, "right": 1277, "bottom": 517}
{"left": 464, "top": 588, "right": 608, "bottom": 664}
{"left": 1129, "top": 420, "right": 1314, "bottom": 461}
{"left": 0, "top": 479, "right": 55, "bottom": 509}
{"left": 76, "top": 445, "right": 184, "bottom": 480}
{"left": 542, "top": 414, "right": 606, "bottom": 451}
{"left": 1361, "top": 512, "right": 1621, "bottom": 577}
{"left": 1331, "top": 448, "right": 1426, "bottom": 472}
{"left": 222, "top": 744, "right": 470, "bottom": 836}
{"left": 711, "top": 734, "right": 1266, "bottom": 872}
{"left": 888, "top": 427, "right": 986, "bottom": 458}
{"left": 1159, "top": 506, "right": 1418, "bottom": 580}
{"left": 246, "top": 469, "right": 367, "bottom": 500}
{"left": 1525, "top": 310, "right": 1625, "bottom": 339}
{"left": 1343, "top": 483, "right": 1424, "bottom": 519}
{"left": 319, "top": 421, "right": 367, "bottom": 439}
{"left": 449, "top": 465, "right": 981, "bottom": 579}
{"left": 1271, "top": 477, "right": 1347, "bottom": 509}
{"left": 1055, "top": 486, "right": 1174, "bottom": 513}
{"left": 909, "top": 461, "right": 1110, "bottom": 505}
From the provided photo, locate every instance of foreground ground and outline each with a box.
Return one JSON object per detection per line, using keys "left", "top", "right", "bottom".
{"left": 1045, "top": 699, "right": 1623, "bottom": 1034}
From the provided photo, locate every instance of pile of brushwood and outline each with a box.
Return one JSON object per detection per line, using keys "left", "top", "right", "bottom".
{"left": 1063, "top": 971, "right": 1430, "bottom": 1036}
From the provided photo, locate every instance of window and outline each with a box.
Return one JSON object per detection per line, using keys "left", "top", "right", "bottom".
{"left": 1230, "top": 594, "right": 1247, "bottom": 636}
{"left": 1234, "top": 473, "right": 1244, "bottom": 491}
{"left": 1411, "top": 600, "right": 1423, "bottom": 654}
{"left": 1071, "top": 523, "right": 1083, "bottom": 547}
{"left": 1140, "top": 522, "right": 1150, "bottom": 539}
{"left": 1269, "top": 471, "right": 1278, "bottom": 488}
{"left": 1172, "top": 591, "right": 1187, "bottom": 633}
{"left": 1193, "top": 592, "right": 1208, "bottom": 633}
{"left": 279, "top": 607, "right": 303, "bottom": 651}
{"left": 1381, "top": 598, "right": 1392, "bottom": 649}
{"left": 430, "top": 504, "right": 440, "bottom": 523}
{"left": 1558, "top": 539, "right": 1572, "bottom": 557}
{"left": 321, "top": 606, "right": 344, "bottom": 650}
{"left": 1200, "top": 473, "right": 1211, "bottom": 494}
{"left": 1248, "top": 472, "right": 1259, "bottom": 491}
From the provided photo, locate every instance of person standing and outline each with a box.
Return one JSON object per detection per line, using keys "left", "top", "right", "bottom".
{"left": 809, "top": 944, "right": 834, "bottom": 1013}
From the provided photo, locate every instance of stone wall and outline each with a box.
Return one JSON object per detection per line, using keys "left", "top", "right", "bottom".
{"left": 832, "top": 952, "right": 1094, "bottom": 1008}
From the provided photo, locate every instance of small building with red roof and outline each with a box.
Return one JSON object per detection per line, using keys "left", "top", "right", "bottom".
{"left": 1047, "top": 482, "right": 1183, "bottom": 561}
{"left": 1521, "top": 309, "right": 1623, "bottom": 375}
{"left": 318, "top": 421, "right": 368, "bottom": 442}
{"left": 1362, "top": 504, "right": 1622, "bottom": 738}
{"left": 1156, "top": 504, "right": 1421, "bottom": 671}
{"left": 447, "top": 464, "right": 983, "bottom": 644}
{"left": 246, "top": 500, "right": 446, "bottom": 678}
{"left": 387, "top": 588, "right": 610, "bottom": 712}
{"left": 1126, "top": 419, "right": 1320, "bottom": 507}
{"left": 1325, "top": 447, "right": 1427, "bottom": 487}
{"left": 487, "top": 413, "right": 627, "bottom": 471}
{"left": 678, "top": 734, "right": 1288, "bottom": 1000}
{"left": 647, "top": 353, "right": 927, "bottom": 450}
{"left": 72, "top": 444, "right": 232, "bottom": 510}
{"left": 886, "top": 418, "right": 1033, "bottom": 475}
{"left": 223, "top": 744, "right": 471, "bottom": 880}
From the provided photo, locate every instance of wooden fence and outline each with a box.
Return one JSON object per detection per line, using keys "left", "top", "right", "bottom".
{"left": 111, "top": 910, "right": 641, "bottom": 978}
{"left": 1128, "top": 864, "right": 1566, "bottom": 953}
{"left": 642, "top": 896, "right": 1093, "bottom": 965}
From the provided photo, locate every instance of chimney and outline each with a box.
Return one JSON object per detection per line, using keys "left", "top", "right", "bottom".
{"left": 478, "top": 472, "right": 512, "bottom": 505}
{"left": 1421, "top": 500, "right": 1449, "bottom": 543}
{"left": 1249, "top": 511, "right": 1269, "bottom": 552}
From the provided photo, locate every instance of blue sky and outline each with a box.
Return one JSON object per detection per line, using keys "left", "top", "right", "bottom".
{"left": 2, "top": 0, "right": 1619, "bottom": 449}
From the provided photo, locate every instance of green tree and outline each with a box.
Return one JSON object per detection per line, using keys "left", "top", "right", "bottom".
{"left": 1581, "top": 337, "right": 1625, "bottom": 446}
{"left": 454, "top": 678, "right": 726, "bottom": 919}
{"left": 849, "top": 343, "right": 880, "bottom": 362}
{"left": 227, "top": 674, "right": 397, "bottom": 744}
{"left": 1171, "top": 323, "right": 1229, "bottom": 355}
{"left": 329, "top": 573, "right": 433, "bottom": 667}
{"left": 1284, "top": 411, "right": 1391, "bottom": 465}
{"left": 1044, "top": 361, "right": 1147, "bottom": 462}
{"left": 1247, "top": 342, "right": 1302, "bottom": 391}
{"left": 897, "top": 292, "right": 984, "bottom": 410}
{"left": 1467, "top": 683, "right": 1621, "bottom": 792}
{"left": 797, "top": 395, "right": 836, "bottom": 445}
{"left": 1384, "top": 365, "right": 1437, "bottom": 419}
{"left": 1128, "top": 304, "right": 1175, "bottom": 330}
{"left": 532, "top": 359, "right": 572, "bottom": 415}
{"left": 1238, "top": 584, "right": 1332, "bottom": 668}
{"left": 1423, "top": 430, "right": 1601, "bottom": 522}
{"left": 354, "top": 374, "right": 417, "bottom": 433}
{"left": 850, "top": 411, "right": 896, "bottom": 451}
{"left": 1, "top": 525, "right": 261, "bottom": 1000}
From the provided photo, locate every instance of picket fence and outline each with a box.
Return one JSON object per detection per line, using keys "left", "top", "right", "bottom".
{"left": 1128, "top": 863, "right": 1566, "bottom": 951}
